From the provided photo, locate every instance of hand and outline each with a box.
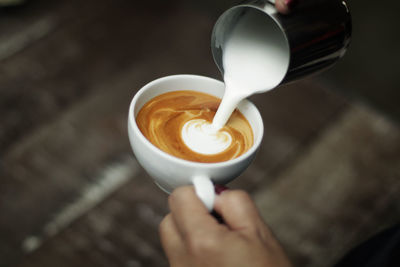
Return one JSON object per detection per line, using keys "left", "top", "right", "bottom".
{"left": 159, "top": 187, "right": 292, "bottom": 267}
{"left": 275, "top": 0, "right": 297, "bottom": 14}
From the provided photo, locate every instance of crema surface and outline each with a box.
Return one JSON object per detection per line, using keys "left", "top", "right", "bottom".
{"left": 136, "top": 90, "right": 253, "bottom": 163}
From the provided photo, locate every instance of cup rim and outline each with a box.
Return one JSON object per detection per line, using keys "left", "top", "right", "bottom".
{"left": 128, "top": 74, "right": 264, "bottom": 168}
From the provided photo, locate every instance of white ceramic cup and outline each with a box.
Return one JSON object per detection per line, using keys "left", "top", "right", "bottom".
{"left": 128, "top": 75, "right": 264, "bottom": 211}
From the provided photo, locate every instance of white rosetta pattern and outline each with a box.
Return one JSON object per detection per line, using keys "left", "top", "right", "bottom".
{"left": 181, "top": 119, "right": 232, "bottom": 155}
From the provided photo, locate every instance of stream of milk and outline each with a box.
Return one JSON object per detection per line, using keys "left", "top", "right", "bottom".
{"left": 211, "top": 8, "right": 289, "bottom": 130}
{"left": 182, "top": 8, "right": 289, "bottom": 155}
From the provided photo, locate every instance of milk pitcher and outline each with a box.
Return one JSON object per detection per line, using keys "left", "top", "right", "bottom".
{"left": 211, "top": 0, "right": 352, "bottom": 87}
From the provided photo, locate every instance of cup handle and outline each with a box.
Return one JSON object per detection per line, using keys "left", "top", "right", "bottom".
{"left": 192, "top": 175, "right": 215, "bottom": 211}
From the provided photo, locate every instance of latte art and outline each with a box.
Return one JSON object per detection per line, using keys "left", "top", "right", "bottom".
{"left": 181, "top": 119, "right": 232, "bottom": 155}
{"left": 136, "top": 90, "right": 253, "bottom": 163}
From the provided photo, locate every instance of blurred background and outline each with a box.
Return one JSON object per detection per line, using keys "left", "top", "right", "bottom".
{"left": 0, "top": 0, "right": 399, "bottom": 266}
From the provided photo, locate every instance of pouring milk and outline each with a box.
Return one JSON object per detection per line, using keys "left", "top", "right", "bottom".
{"left": 182, "top": 9, "right": 290, "bottom": 154}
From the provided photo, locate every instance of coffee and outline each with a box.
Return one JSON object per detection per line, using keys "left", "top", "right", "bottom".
{"left": 136, "top": 90, "right": 253, "bottom": 163}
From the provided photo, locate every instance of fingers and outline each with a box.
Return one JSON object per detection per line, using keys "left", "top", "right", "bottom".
{"left": 276, "top": 0, "right": 297, "bottom": 14}
{"left": 168, "top": 186, "right": 220, "bottom": 239}
{"left": 214, "top": 190, "right": 268, "bottom": 236}
{"left": 159, "top": 214, "right": 183, "bottom": 258}
{"left": 160, "top": 214, "right": 192, "bottom": 266}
